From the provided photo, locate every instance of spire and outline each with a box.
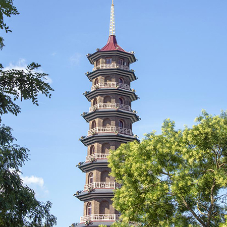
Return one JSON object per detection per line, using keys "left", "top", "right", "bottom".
{"left": 109, "top": 0, "right": 115, "bottom": 36}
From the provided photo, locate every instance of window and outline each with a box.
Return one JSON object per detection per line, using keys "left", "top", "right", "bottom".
{"left": 118, "top": 78, "right": 124, "bottom": 84}
{"left": 90, "top": 145, "right": 95, "bottom": 155}
{"left": 93, "top": 98, "right": 97, "bottom": 106}
{"left": 118, "top": 59, "right": 124, "bottom": 65}
{"left": 86, "top": 202, "right": 92, "bottom": 215}
{"left": 106, "top": 58, "right": 112, "bottom": 64}
{"left": 88, "top": 172, "right": 93, "bottom": 184}
{"left": 94, "top": 78, "right": 99, "bottom": 85}
{"left": 91, "top": 120, "right": 96, "bottom": 129}
{"left": 119, "top": 120, "right": 124, "bottom": 128}
{"left": 104, "top": 96, "right": 111, "bottom": 103}
{"left": 119, "top": 98, "right": 124, "bottom": 105}
{"left": 103, "top": 118, "right": 111, "bottom": 127}
{"left": 102, "top": 143, "right": 110, "bottom": 154}
{"left": 96, "top": 59, "right": 100, "bottom": 66}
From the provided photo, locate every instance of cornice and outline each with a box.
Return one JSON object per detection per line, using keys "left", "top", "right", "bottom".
{"left": 82, "top": 109, "right": 140, "bottom": 123}
{"left": 79, "top": 134, "right": 139, "bottom": 147}
{"left": 84, "top": 88, "right": 139, "bottom": 102}
{"left": 87, "top": 50, "right": 136, "bottom": 64}
{"left": 86, "top": 68, "right": 137, "bottom": 82}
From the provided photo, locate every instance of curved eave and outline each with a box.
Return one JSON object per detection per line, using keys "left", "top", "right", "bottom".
{"left": 84, "top": 89, "right": 138, "bottom": 102}
{"left": 78, "top": 160, "right": 109, "bottom": 172}
{"left": 82, "top": 109, "right": 140, "bottom": 123}
{"left": 87, "top": 50, "right": 136, "bottom": 64}
{"left": 80, "top": 134, "right": 139, "bottom": 147}
{"left": 86, "top": 68, "right": 137, "bottom": 82}
{"left": 75, "top": 189, "right": 114, "bottom": 202}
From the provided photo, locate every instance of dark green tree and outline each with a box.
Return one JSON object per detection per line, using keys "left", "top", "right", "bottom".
{"left": 0, "top": 0, "right": 56, "bottom": 226}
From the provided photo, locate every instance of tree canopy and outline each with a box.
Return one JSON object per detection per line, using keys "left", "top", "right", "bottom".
{"left": 0, "top": 0, "right": 56, "bottom": 226}
{"left": 107, "top": 111, "right": 227, "bottom": 227}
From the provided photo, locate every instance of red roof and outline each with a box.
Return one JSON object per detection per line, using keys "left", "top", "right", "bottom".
{"left": 100, "top": 35, "right": 126, "bottom": 52}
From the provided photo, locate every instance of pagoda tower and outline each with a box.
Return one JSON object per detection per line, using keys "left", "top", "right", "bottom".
{"left": 74, "top": 1, "right": 140, "bottom": 226}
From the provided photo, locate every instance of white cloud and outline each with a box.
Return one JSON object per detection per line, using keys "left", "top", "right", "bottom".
{"left": 70, "top": 53, "right": 82, "bottom": 65}
{"left": 4, "top": 58, "right": 27, "bottom": 71}
{"left": 20, "top": 174, "right": 49, "bottom": 198}
{"left": 21, "top": 175, "right": 44, "bottom": 187}
{"left": 3, "top": 59, "right": 53, "bottom": 84}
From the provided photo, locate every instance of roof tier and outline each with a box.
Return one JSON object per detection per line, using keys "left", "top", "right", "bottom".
{"left": 100, "top": 35, "right": 126, "bottom": 52}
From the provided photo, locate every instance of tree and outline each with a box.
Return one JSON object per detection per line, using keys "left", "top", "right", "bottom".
{"left": 108, "top": 111, "right": 227, "bottom": 227}
{"left": 0, "top": 0, "right": 56, "bottom": 226}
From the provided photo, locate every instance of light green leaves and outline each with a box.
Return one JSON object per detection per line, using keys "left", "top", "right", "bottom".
{"left": 109, "top": 111, "right": 227, "bottom": 227}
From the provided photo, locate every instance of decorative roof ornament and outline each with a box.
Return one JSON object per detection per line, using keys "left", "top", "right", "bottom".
{"left": 109, "top": 0, "right": 115, "bottom": 36}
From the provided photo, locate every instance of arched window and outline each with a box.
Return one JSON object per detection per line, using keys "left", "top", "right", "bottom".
{"left": 118, "top": 77, "right": 124, "bottom": 84}
{"left": 88, "top": 172, "right": 93, "bottom": 184}
{"left": 96, "top": 59, "right": 100, "bottom": 66}
{"left": 100, "top": 200, "right": 109, "bottom": 214}
{"left": 106, "top": 58, "right": 112, "bottom": 64}
{"left": 105, "top": 76, "right": 111, "bottom": 82}
{"left": 118, "top": 59, "right": 124, "bottom": 65}
{"left": 86, "top": 202, "right": 92, "bottom": 215}
{"left": 91, "top": 120, "right": 96, "bottom": 129}
{"left": 102, "top": 143, "right": 110, "bottom": 154}
{"left": 93, "top": 98, "right": 97, "bottom": 106}
{"left": 103, "top": 118, "right": 111, "bottom": 127}
{"left": 119, "top": 120, "right": 124, "bottom": 128}
{"left": 104, "top": 96, "right": 111, "bottom": 103}
{"left": 90, "top": 145, "right": 95, "bottom": 155}
{"left": 94, "top": 78, "right": 99, "bottom": 85}
{"left": 101, "top": 171, "right": 110, "bottom": 182}
{"left": 119, "top": 98, "right": 124, "bottom": 105}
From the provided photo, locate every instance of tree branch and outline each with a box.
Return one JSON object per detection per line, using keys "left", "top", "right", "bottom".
{"left": 207, "top": 179, "right": 216, "bottom": 227}
{"left": 180, "top": 196, "right": 206, "bottom": 227}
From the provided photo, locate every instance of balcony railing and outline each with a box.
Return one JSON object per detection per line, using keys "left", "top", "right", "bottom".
{"left": 84, "top": 182, "right": 116, "bottom": 191}
{"left": 89, "top": 103, "right": 132, "bottom": 112}
{"left": 88, "top": 127, "right": 133, "bottom": 136}
{"left": 93, "top": 63, "right": 129, "bottom": 71}
{"left": 91, "top": 82, "right": 130, "bottom": 91}
{"left": 86, "top": 153, "right": 109, "bottom": 162}
{"left": 80, "top": 214, "right": 120, "bottom": 223}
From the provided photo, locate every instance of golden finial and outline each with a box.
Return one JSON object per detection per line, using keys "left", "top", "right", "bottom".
{"left": 109, "top": 0, "right": 115, "bottom": 35}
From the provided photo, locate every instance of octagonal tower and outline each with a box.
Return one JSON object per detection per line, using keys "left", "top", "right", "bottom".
{"left": 74, "top": 1, "right": 140, "bottom": 226}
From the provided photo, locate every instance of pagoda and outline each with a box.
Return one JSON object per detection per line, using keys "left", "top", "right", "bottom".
{"left": 74, "top": 1, "right": 139, "bottom": 226}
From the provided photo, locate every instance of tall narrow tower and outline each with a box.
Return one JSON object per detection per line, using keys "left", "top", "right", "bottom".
{"left": 75, "top": 1, "right": 139, "bottom": 226}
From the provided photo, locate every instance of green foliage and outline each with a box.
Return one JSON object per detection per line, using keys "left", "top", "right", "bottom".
{"left": 0, "top": 125, "right": 57, "bottom": 227}
{"left": 0, "top": 62, "right": 54, "bottom": 119}
{"left": 0, "top": 0, "right": 19, "bottom": 48}
{"left": 109, "top": 111, "right": 227, "bottom": 227}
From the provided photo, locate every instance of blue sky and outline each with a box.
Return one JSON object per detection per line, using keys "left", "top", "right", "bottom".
{"left": 1, "top": 0, "right": 227, "bottom": 226}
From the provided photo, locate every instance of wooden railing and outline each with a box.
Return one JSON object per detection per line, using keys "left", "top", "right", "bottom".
{"left": 91, "top": 82, "right": 130, "bottom": 91}
{"left": 80, "top": 214, "right": 120, "bottom": 223}
{"left": 93, "top": 63, "right": 129, "bottom": 71}
{"left": 89, "top": 103, "right": 132, "bottom": 112}
{"left": 88, "top": 127, "right": 133, "bottom": 136}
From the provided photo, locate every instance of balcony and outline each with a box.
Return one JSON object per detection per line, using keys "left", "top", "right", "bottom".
{"left": 84, "top": 182, "right": 117, "bottom": 191}
{"left": 89, "top": 103, "right": 132, "bottom": 112}
{"left": 85, "top": 153, "right": 109, "bottom": 162}
{"left": 80, "top": 214, "right": 120, "bottom": 223}
{"left": 88, "top": 127, "right": 133, "bottom": 136}
{"left": 93, "top": 63, "right": 129, "bottom": 71}
{"left": 91, "top": 82, "right": 130, "bottom": 91}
